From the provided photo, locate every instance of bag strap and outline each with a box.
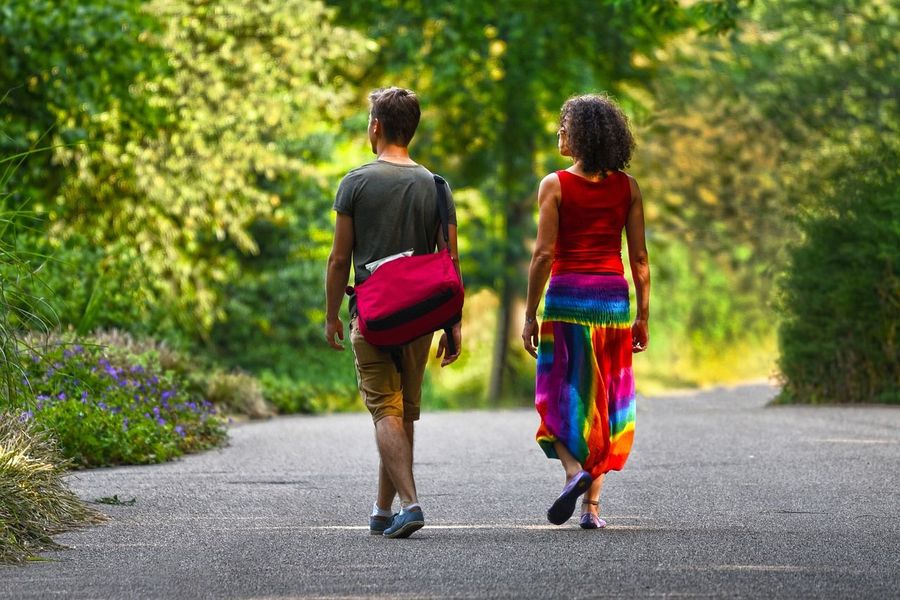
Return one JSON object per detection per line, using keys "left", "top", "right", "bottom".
{"left": 434, "top": 174, "right": 450, "bottom": 244}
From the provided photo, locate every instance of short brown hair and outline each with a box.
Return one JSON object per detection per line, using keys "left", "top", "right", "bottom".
{"left": 369, "top": 87, "right": 421, "bottom": 146}
{"left": 560, "top": 94, "right": 634, "bottom": 174}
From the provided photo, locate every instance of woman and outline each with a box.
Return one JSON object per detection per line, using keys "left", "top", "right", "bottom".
{"left": 523, "top": 94, "right": 650, "bottom": 529}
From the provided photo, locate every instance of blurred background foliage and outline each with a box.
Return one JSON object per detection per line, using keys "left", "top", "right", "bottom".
{"left": 1, "top": 0, "right": 897, "bottom": 419}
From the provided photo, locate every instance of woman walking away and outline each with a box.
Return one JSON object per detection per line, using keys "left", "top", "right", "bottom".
{"left": 523, "top": 94, "right": 650, "bottom": 529}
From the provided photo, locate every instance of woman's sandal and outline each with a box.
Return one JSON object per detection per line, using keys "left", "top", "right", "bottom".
{"left": 547, "top": 470, "right": 593, "bottom": 525}
{"left": 579, "top": 499, "right": 607, "bottom": 529}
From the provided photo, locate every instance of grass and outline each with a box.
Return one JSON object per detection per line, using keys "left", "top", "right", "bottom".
{"left": 0, "top": 413, "right": 105, "bottom": 563}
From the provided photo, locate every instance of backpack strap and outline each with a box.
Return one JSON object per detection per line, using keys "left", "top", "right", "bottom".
{"left": 434, "top": 174, "right": 450, "bottom": 244}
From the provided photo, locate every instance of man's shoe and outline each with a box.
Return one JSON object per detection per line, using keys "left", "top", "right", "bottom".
{"left": 383, "top": 507, "right": 424, "bottom": 539}
{"left": 547, "top": 470, "right": 593, "bottom": 525}
{"left": 369, "top": 514, "right": 394, "bottom": 535}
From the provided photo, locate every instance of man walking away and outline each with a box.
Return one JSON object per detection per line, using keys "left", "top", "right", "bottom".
{"left": 324, "top": 87, "right": 462, "bottom": 539}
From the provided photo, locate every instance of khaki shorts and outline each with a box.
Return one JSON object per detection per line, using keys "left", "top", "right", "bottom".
{"left": 350, "top": 317, "right": 433, "bottom": 423}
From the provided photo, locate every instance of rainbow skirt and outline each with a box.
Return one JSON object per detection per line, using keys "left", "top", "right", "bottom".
{"left": 535, "top": 273, "right": 636, "bottom": 478}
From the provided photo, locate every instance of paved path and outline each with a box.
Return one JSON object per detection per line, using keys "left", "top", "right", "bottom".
{"left": 2, "top": 384, "right": 898, "bottom": 599}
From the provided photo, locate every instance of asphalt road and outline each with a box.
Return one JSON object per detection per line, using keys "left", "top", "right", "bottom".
{"left": 2, "top": 384, "right": 898, "bottom": 599}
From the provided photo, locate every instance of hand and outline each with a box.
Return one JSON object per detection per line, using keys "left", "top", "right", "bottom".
{"left": 522, "top": 318, "right": 539, "bottom": 358}
{"left": 436, "top": 322, "right": 462, "bottom": 367}
{"left": 632, "top": 319, "right": 649, "bottom": 353}
{"left": 325, "top": 318, "right": 344, "bottom": 350}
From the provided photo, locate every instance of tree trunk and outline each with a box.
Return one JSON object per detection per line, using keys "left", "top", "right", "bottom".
{"left": 486, "top": 20, "right": 540, "bottom": 404}
{"left": 487, "top": 275, "right": 514, "bottom": 402}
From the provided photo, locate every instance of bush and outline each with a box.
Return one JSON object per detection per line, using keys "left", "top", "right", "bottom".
{"left": 260, "top": 370, "right": 359, "bottom": 415}
{"left": 206, "top": 371, "right": 274, "bottom": 419}
{"left": 0, "top": 414, "right": 104, "bottom": 563}
{"left": 777, "top": 151, "right": 899, "bottom": 404}
{"left": 19, "top": 332, "right": 226, "bottom": 467}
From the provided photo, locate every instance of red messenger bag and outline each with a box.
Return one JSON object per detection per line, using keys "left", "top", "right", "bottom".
{"left": 346, "top": 175, "right": 464, "bottom": 357}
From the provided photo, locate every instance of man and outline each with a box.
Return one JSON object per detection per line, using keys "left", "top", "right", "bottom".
{"left": 324, "top": 87, "right": 462, "bottom": 539}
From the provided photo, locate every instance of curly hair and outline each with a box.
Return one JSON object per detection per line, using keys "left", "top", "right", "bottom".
{"left": 560, "top": 94, "right": 634, "bottom": 174}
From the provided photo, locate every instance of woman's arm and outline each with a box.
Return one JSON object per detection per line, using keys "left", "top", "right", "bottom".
{"left": 625, "top": 175, "right": 650, "bottom": 352}
{"left": 523, "top": 173, "right": 561, "bottom": 358}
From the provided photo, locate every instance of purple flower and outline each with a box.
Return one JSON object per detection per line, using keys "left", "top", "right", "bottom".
{"left": 98, "top": 402, "right": 108, "bottom": 411}
{"left": 174, "top": 425, "right": 185, "bottom": 437}
{"left": 122, "top": 418, "right": 129, "bottom": 431}
{"left": 156, "top": 417, "right": 166, "bottom": 426}
{"left": 19, "top": 411, "right": 33, "bottom": 422}
{"left": 57, "top": 392, "right": 66, "bottom": 401}
{"left": 81, "top": 390, "right": 89, "bottom": 401}
{"left": 161, "top": 390, "right": 175, "bottom": 402}
{"left": 152, "top": 406, "right": 161, "bottom": 416}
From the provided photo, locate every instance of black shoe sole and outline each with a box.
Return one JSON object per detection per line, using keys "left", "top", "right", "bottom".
{"left": 547, "top": 473, "right": 592, "bottom": 525}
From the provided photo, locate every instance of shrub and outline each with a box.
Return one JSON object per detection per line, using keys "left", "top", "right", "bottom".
{"left": 777, "top": 151, "right": 899, "bottom": 404}
{"left": 206, "top": 371, "right": 274, "bottom": 419}
{"left": 19, "top": 333, "right": 226, "bottom": 467}
{"left": 259, "top": 370, "right": 359, "bottom": 414}
{"left": 0, "top": 414, "right": 104, "bottom": 563}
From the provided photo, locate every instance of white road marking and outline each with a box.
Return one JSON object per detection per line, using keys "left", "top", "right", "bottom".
{"left": 812, "top": 438, "right": 897, "bottom": 445}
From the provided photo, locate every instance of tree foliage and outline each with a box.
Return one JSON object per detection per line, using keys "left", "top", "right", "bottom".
{"left": 778, "top": 146, "right": 899, "bottom": 404}
{"left": 635, "top": 0, "right": 899, "bottom": 400}
{"left": 2, "top": 0, "right": 370, "bottom": 335}
{"left": 327, "top": 0, "right": 748, "bottom": 398}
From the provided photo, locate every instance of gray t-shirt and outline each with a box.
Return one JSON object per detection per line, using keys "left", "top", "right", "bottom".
{"left": 333, "top": 160, "right": 457, "bottom": 296}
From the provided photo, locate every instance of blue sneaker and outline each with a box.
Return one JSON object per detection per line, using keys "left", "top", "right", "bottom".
{"left": 369, "top": 514, "right": 394, "bottom": 535}
{"left": 383, "top": 507, "right": 424, "bottom": 539}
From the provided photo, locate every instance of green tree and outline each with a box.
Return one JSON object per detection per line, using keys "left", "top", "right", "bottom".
{"left": 636, "top": 0, "right": 898, "bottom": 400}
{"left": 778, "top": 145, "right": 899, "bottom": 403}
{"left": 328, "top": 0, "right": 747, "bottom": 399}
{"left": 3, "top": 1, "right": 371, "bottom": 339}
{"left": 1, "top": 1, "right": 168, "bottom": 332}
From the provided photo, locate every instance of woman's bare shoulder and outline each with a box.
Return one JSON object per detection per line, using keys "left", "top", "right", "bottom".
{"left": 540, "top": 171, "right": 562, "bottom": 189}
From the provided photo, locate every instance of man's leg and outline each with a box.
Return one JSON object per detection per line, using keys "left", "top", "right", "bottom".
{"left": 349, "top": 319, "right": 409, "bottom": 514}
{"left": 379, "top": 334, "right": 432, "bottom": 538}
{"left": 375, "top": 416, "right": 418, "bottom": 507}
{"left": 376, "top": 421, "right": 414, "bottom": 510}
{"left": 380, "top": 332, "right": 431, "bottom": 508}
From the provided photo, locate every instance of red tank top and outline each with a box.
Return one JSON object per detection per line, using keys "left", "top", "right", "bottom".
{"left": 551, "top": 169, "right": 631, "bottom": 276}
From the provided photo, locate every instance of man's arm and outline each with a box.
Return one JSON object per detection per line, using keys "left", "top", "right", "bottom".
{"left": 324, "top": 212, "right": 354, "bottom": 350}
{"left": 435, "top": 223, "right": 462, "bottom": 366}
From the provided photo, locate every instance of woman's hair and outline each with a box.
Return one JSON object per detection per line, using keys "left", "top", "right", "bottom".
{"left": 560, "top": 94, "right": 634, "bottom": 174}
{"left": 369, "top": 87, "right": 421, "bottom": 146}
